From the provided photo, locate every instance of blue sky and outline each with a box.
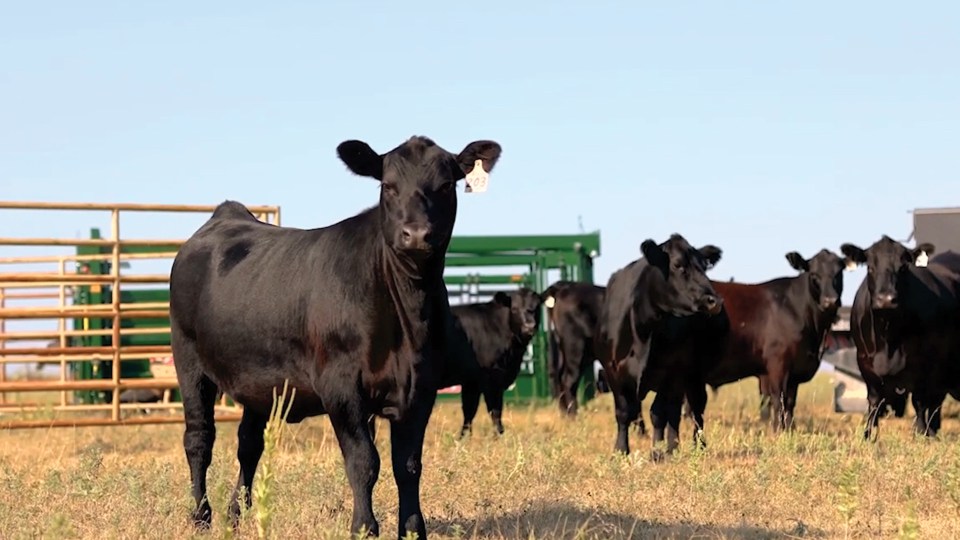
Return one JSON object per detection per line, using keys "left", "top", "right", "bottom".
{"left": 2, "top": 1, "right": 959, "bottom": 309}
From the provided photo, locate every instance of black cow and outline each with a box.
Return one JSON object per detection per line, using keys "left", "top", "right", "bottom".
{"left": 841, "top": 236, "right": 960, "bottom": 440}
{"left": 541, "top": 280, "right": 650, "bottom": 434}
{"left": 670, "top": 249, "right": 851, "bottom": 446}
{"left": 541, "top": 281, "right": 606, "bottom": 416}
{"left": 168, "top": 135, "right": 502, "bottom": 540}
{"left": 445, "top": 288, "right": 542, "bottom": 436}
{"left": 595, "top": 234, "right": 723, "bottom": 459}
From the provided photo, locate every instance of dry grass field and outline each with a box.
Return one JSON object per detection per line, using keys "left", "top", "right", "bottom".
{"left": 1, "top": 374, "right": 959, "bottom": 540}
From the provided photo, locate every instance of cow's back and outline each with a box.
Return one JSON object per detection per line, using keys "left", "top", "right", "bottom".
{"left": 698, "top": 281, "right": 772, "bottom": 386}
{"left": 448, "top": 302, "right": 510, "bottom": 370}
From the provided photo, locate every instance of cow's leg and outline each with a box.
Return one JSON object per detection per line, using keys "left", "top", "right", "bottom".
{"left": 649, "top": 391, "right": 667, "bottom": 457}
{"left": 782, "top": 379, "right": 800, "bottom": 431}
{"left": 763, "top": 368, "right": 788, "bottom": 432}
{"left": 613, "top": 385, "right": 639, "bottom": 455}
{"left": 758, "top": 375, "right": 772, "bottom": 422}
{"left": 929, "top": 396, "right": 944, "bottom": 434}
{"left": 663, "top": 393, "right": 683, "bottom": 457}
{"left": 482, "top": 385, "right": 506, "bottom": 435}
{"left": 228, "top": 408, "right": 268, "bottom": 527}
{"left": 327, "top": 399, "right": 380, "bottom": 537}
{"left": 459, "top": 383, "right": 481, "bottom": 438}
{"left": 685, "top": 382, "right": 708, "bottom": 449}
{"left": 172, "top": 335, "right": 219, "bottom": 529}
{"left": 633, "top": 404, "right": 647, "bottom": 436}
{"left": 390, "top": 397, "right": 434, "bottom": 540}
{"left": 891, "top": 391, "right": 908, "bottom": 418}
{"left": 558, "top": 338, "right": 586, "bottom": 417}
{"left": 911, "top": 390, "right": 945, "bottom": 437}
{"left": 650, "top": 390, "right": 683, "bottom": 462}
{"left": 862, "top": 376, "right": 885, "bottom": 441}
{"left": 630, "top": 389, "right": 647, "bottom": 436}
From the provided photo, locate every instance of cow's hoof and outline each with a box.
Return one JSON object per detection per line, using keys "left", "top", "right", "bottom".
{"left": 191, "top": 504, "right": 212, "bottom": 530}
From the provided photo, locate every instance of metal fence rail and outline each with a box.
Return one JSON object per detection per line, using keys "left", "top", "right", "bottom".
{"left": 0, "top": 201, "right": 280, "bottom": 428}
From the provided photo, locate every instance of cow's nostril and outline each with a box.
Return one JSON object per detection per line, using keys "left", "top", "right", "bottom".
{"left": 400, "top": 224, "right": 431, "bottom": 250}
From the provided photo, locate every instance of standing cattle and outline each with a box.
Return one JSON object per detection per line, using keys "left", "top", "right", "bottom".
{"left": 542, "top": 280, "right": 648, "bottom": 434}
{"left": 541, "top": 281, "right": 606, "bottom": 417}
{"left": 169, "top": 135, "right": 502, "bottom": 540}
{"left": 445, "top": 287, "right": 542, "bottom": 436}
{"left": 841, "top": 236, "right": 960, "bottom": 440}
{"left": 676, "top": 249, "right": 851, "bottom": 444}
{"left": 595, "top": 234, "right": 723, "bottom": 458}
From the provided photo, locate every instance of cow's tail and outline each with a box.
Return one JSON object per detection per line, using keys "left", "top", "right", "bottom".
{"left": 546, "top": 324, "right": 562, "bottom": 398}
{"left": 540, "top": 283, "right": 563, "bottom": 398}
{"left": 540, "top": 281, "right": 579, "bottom": 398}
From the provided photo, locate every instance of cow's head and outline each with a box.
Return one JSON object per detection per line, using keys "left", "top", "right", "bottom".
{"left": 785, "top": 249, "right": 849, "bottom": 310}
{"left": 642, "top": 234, "right": 723, "bottom": 317}
{"left": 494, "top": 287, "right": 543, "bottom": 339}
{"left": 840, "top": 236, "right": 935, "bottom": 310}
{"left": 337, "top": 136, "right": 502, "bottom": 261}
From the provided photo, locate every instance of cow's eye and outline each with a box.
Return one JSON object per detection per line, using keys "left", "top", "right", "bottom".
{"left": 438, "top": 182, "right": 455, "bottom": 194}
{"left": 382, "top": 183, "right": 398, "bottom": 195}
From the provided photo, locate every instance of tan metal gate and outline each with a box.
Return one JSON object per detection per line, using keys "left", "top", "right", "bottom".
{"left": 0, "top": 201, "right": 280, "bottom": 428}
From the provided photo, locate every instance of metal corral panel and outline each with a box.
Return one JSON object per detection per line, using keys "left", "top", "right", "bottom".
{"left": 913, "top": 207, "right": 960, "bottom": 255}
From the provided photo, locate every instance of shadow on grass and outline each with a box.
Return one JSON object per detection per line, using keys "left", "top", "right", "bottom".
{"left": 433, "top": 501, "right": 823, "bottom": 539}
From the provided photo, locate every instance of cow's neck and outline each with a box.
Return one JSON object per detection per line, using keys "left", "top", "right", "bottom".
{"left": 509, "top": 331, "right": 532, "bottom": 356}
{"left": 632, "top": 271, "right": 662, "bottom": 341}
{"left": 378, "top": 243, "right": 445, "bottom": 351}
{"left": 788, "top": 276, "right": 837, "bottom": 345}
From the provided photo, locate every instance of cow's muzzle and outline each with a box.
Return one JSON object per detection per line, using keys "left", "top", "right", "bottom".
{"left": 521, "top": 321, "right": 538, "bottom": 336}
{"left": 873, "top": 292, "right": 897, "bottom": 310}
{"left": 699, "top": 294, "right": 722, "bottom": 315}
{"left": 400, "top": 223, "right": 433, "bottom": 253}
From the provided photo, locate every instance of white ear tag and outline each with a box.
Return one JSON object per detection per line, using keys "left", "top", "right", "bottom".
{"left": 464, "top": 159, "right": 489, "bottom": 193}
{"left": 544, "top": 296, "right": 556, "bottom": 309}
{"left": 916, "top": 250, "right": 929, "bottom": 267}
{"left": 845, "top": 260, "right": 858, "bottom": 272}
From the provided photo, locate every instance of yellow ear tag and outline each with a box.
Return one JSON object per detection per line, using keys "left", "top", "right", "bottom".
{"left": 544, "top": 296, "right": 556, "bottom": 309}
{"left": 464, "top": 159, "right": 489, "bottom": 193}
{"left": 845, "top": 260, "right": 858, "bottom": 272}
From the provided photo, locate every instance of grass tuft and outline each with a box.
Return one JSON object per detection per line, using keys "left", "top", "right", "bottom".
{"left": 251, "top": 380, "right": 297, "bottom": 540}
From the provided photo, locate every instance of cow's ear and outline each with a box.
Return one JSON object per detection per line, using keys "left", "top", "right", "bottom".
{"left": 840, "top": 243, "right": 867, "bottom": 265}
{"left": 785, "top": 251, "right": 809, "bottom": 272}
{"left": 913, "top": 243, "right": 935, "bottom": 259}
{"left": 456, "top": 140, "right": 502, "bottom": 179}
{"left": 493, "top": 291, "right": 512, "bottom": 307}
{"left": 641, "top": 239, "right": 669, "bottom": 270}
{"left": 699, "top": 245, "right": 722, "bottom": 270}
{"left": 337, "top": 140, "right": 383, "bottom": 180}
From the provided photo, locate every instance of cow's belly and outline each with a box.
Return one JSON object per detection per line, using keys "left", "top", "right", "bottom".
{"left": 197, "top": 340, "right": 328, "bottom": 422}
{"left": 229, "top": 383, "right": 326, "bottom": 423}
